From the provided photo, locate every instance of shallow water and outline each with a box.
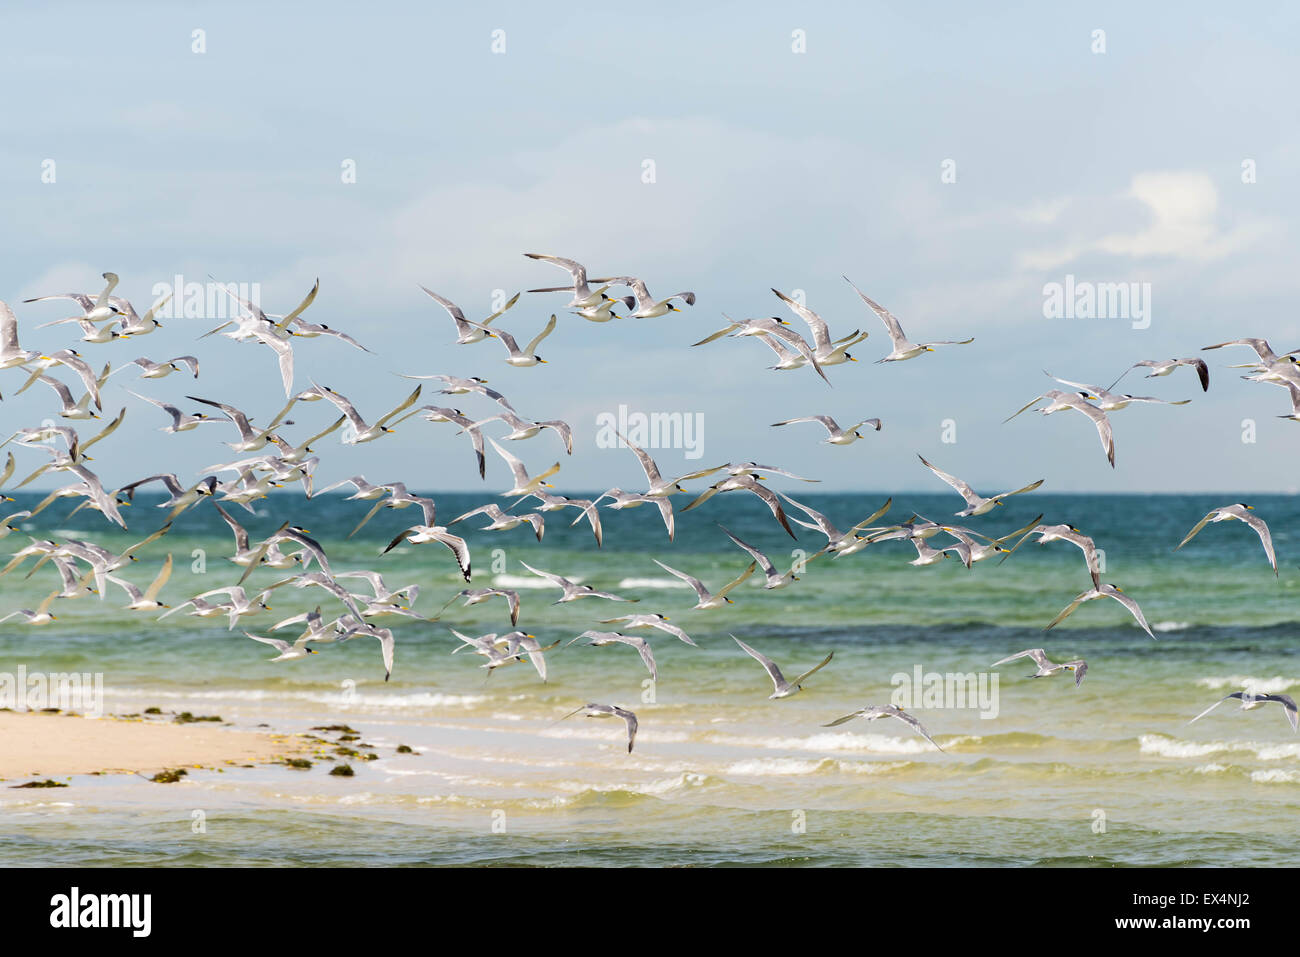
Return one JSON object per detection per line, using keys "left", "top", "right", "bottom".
{"left": 1, "top": 491, "right": 1297, "bottom": 866}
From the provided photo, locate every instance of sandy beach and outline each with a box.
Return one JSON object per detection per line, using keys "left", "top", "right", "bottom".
{"left": 0, "top": 711, "right": 308, "bottom": 782}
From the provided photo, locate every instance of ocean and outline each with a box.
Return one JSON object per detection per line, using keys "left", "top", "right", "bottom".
{"left": 2, "top": 489, "right": 1298, "bottom": 867}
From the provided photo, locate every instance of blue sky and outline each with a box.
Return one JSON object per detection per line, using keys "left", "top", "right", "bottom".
{"left": 3, "top": 1, "right": 1300, "bottom": 494}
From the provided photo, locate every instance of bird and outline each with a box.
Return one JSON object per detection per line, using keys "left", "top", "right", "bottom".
{"left": 0, "top": 301, "right": 43, "bottom": 371}
{"left": 916, "top": 455, "right": 1043, "bottom": 516}
{"left": 0, "top": 591, "right": 61, "bottom": 625}
{"left": 1046, "top": 584, "right": 1154, "bottom": 639}
{"left": 732, "top": 636, "right": 832, "bottom": 699}
{"left": 489, "top": 439, "right": 560, "bottom": 496}
{"left": 598, "top": 277, "right": 695, "bottom": 318}
{"left": 245, "top": 630, "right": 319, "bottom": 663}
{"left": 1000, "top": 523, "right": 1102, "bottom": 587}
{"left": 465, "top": 314, "right": 556, "bottom": 366}
{"left": 653, "top": 558, "right": 755, "bottom": 610}
{"left": 437, "top": 587, "right": 521, "bottom": 626}
{"left": 523, "top": 253, "right": 621, "bottom": 308}
{"left": 718, "top": 523, "right": 805, "bottom": 589}
{"left": 1175, "top": 504, "right": 1276, "bottom": 577}
{"left": 449, "top": 503, "right": 545, "bottom": 541}
{"left": 111, "top": 356, "right": 200, "bottom": 380}
{"left": 682, "top": 474, "right": 798, "bottom": 539}
{"left": 558, "top": 703, "right": 639, "bottom": 753}
{"left": 844, "top": 276, "right": 973, "bottom": 361}
{"left": 398, "top": 374, "right": 516, "bottom": 413}
{"left": 567, "top": 631, "right": 658, "bottom": 681}
{"left": 596, "top": 613, "right": 695, "bottom": 646}
{"left": 772, "top": 415, "right": 881, "bottom": 445}
{"left": 382, "top": 522, "right": 472, "bottom": 582}
{"left": 770, "top": 288, "right": 866, "bottom": 366}
{"left": 519, "top": 560, "right": 638, "bottom": 604}
{"left": 991, "top": 648, "right": 1088, "bottom": 687}
{"left": 1110, "top": 357, "right": 1209, "bottom": 392}
{"left": 420, "top": 286, "right": 520, "bottom": 344}
{"left": 1190, "top": 690, "right": 1298, "bottom": 732}
{"left": 313, "top": 382, "right": 422, "bottom": 444}
{"left": 470, "top": 409, "right": 572, "bottom": 455}
{"left": 822, "top": 705, "right": 944, "bottom": 751}
{"left": 1043, "top": 372, "right": 1192, "bottom": 412}
{"left": 1004, "top": 390, "right": 1115, "bottom": 468}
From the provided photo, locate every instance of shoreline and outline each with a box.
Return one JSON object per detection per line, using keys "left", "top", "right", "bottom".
{"left": 0, "top": 710, "right": 312, "bottom": 782}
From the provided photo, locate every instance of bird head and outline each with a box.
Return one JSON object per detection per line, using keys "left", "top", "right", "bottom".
{"left": 847, "top": 353, "right": 857, "bottom": 362}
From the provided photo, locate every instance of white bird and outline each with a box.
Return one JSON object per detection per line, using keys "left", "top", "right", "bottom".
{"left": 465, "top": 315, "right": 556, "bottom": 367}
{"left": 437, "top": 587, "right": 521, "bottom": 626}
{"left": 606, "top": 277, "right": 696, "bottom": 319}
{"left": 718, "top": 523, "right": 805, "bottom": 589}
{"left": 1175, "top": 504, "right": 1276, "bottom": 577}
{"left": 449, "top": 503, "right": 544, "bottom": 541}
{"left": 597, "top": 613, "right": 695, "bottom": 646}
{"left": 0, "top": 301, "right": 43, "bottom": 371}
{"left": 567, "top": 630, "right": 658, "bottom": 681}
{"left": 771, "top": 287, "right": 866, "bottom": 365}
{"left": 0, "top": 591, "right": 61, "bottom": 625}
{"left": 1004, "top": 390, "right": 1115, "bottom": 468}
{"left": 314, "top": 382, "right": 422, "bottom": 444}
{"left": 489, "top": 439, "right": 560, "bottom": 496}
{"left": 1190, "top": 690, "right": 1298, "bottom": 732}
{"left": 420, "top": 286, "right": 519, "bottom": 344}
{"left": 991, "top": 647, "right": 1088, "bottom": 687}
{"left": 1110, "top": 357, "right": 1209, "bottom": 392}
{"left": 844, "top": 276, "right": 973, "bottom": 361}
{"left": 772, "top": 414, "right": 881, "bottom": 445}
{"left": 653, "top": 559, "right": 755, "bottom": 610}
{"left": 558, "top": 702, "right": 639, "bottom": 753}
{"left": 1045, "top": 583, "right": 1154, "bottom": 639}
{"left": 917, "top": 455, "right": 1043, "bottom": 517}
{"left": 383, "top": 522, "right": 471, "bottom": 582}
{"left": 245, "top": 630, "right": 319, "bottom": 663}
{"left": 732, "top": 635, "right": 833, "bottom": 699}
{"left": 1000, "top": 523, "right": 1102, "bottom": 587}
{"left": 524, "top": 253, "right": 620, "bottom": 308}
{"left": 822, "top": 705, "right": 944, "bottom": 751}
{"left": 519, "top": 560, "right": 638, "bottom": 604}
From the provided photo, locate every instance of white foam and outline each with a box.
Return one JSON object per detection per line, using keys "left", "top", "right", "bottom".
{"left": 717, "top": 731, "right": 943, "bottom": 755}
{"left": 492, "top": 574, "right": 578, "bottom": 589}
{"left": 1140, "top": 734, "right": 1300, "bottom": 761}
{"left": 1250, "top": 769, "right": 1300, "bottom": 783}
{"left": 1196, "top": 675, "right": 1296, "bottom": 694}
{"left": 1151, "top": 621, "right": 1190, "bottom": 633}
{"left": 617, "top": 577, "right": 691, "bottom": 589}
{"left": 724, "top": 757, "right": 905, "bottom": 777}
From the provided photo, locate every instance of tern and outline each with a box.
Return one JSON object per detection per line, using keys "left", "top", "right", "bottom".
{"left": 844, "top": 276, "right": 973, "bottom": 361}
{"left": 398, "top": 374, "right": 517, "bottom": 413}
{"left": 822, "top": 705, "right": 944, "bottom": 751}
{"left": 524, "top": 253, "right": 621, "bottom": 308}
{"left": 102, "top": 554, "right": 173, "bottom": 611}
{"left": 1175, "top": 504, "right": 1276, "bottom": 576}
{"left": 558, "top": 703, "right": 639, "bottom": 753}
{"left": 718, "top": 523, "right": 806, "bottom": 588}
{"left": 436, "top": 587, "right": 521, "bottom": 626}
{"left": 313, "top": 381, "right": 421, "bottom": 444}
{"left": 597, "top": 613, "right": 696, "bottom": 646}
{"left": 519, "top": 560, "right": 637, "bottom": 604}
{"left": 465, "top": 314, "right": 555, "bottom": 366}
{"left": 110, "top": 356, "right": 200, "bottom": 380}
{"left": 450, "top": 503, "right": 545, "bottom": 541}
{"left": 1000, "top": 523, "right": 1102, "bottom": 587}
{"left": 420, "top": 286, "right": 519, "bottom": 344}
{"left": 1190, "top": 690, "right": 1298, "bottom": 732}
{"left": 567, "top": 631, "right": 658, "bottom": 681}
{"left": 991, "top": 648, "right": 1088, "bottom": 686}
{"left": 1046, "top": 583, "right": 1154, "bottom": 639}
{"left": 489, "top": 439, "right": 560, "bottom": 496}
{"left": 733, "top": 635, "right": 833, "bottom": 699}
{"left": 382, "top": 522, "right": 471, "bottom": 582}
{"left": 773, "top": 415, "right": 881, "bottom": 445}
{"left": 1043, "top": 371, "right": 1191, "bottom": 412}
{"left": 1004, "top": 390, "right": 1115, "bottom": 468}
{"left": 917, "top": 455, "right": 1043, "bottom": 516}
{"left": 0, "top": 591, "right": 61, "bottom": 625}
{"left": 1110, "top": 357, "right": 1209, "bottom": 392}
{"left": 593, "top": 488, "right": 676, "bottom": 541}
{"left": 653, "top": 559, "right": 755, "bottom": 610}
{"left": 391, "top": 406, "right": 488, "bottom": 477}
{"left": 470, "top": 409, "right": 572, "bottom": 455}
{"left": 245, "top": 630, "right": 319, "bottom": 662}
{"left": 682, "top": 474, "right": 798, "bottom": 539}
{"left": 23, "top": 272, "right": 121, "bottom": 324}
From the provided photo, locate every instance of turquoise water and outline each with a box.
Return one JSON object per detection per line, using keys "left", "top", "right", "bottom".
{"left": 2, "top": 490, "right": 1298, "bottom": 866}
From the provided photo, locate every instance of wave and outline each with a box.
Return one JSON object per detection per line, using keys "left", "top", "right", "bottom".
{"left": 1139, "top": 734, "right": 1300, "bottom": 760}
{"left": 723, "top": 757, "right": 910, "bottom": 777}
{"left": 491, "top": 574, "right": 573, "bottom": 589}
{"left": 617, "top": 577, "right": 691, "bottom": 589}
{"left": 1196, "top": 675, "right": 1296, "bottom": 694}
{"left": 1151, "top": 621, "right": 1191, "bottom": 633}
{"left": 104, "top": 686, "right": 488, "bottom": 710}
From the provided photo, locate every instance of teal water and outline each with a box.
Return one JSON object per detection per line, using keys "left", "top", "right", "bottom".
{"left": 1, "top": 490, "right": 1298, "bottom": 866}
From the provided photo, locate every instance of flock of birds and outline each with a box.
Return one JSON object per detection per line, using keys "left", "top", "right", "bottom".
{"left": 1, "top": 256, "right": 1296, "bottom": 758}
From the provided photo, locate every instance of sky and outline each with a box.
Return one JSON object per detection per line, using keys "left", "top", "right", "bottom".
{"left": 3, "top": 1, "right": 1300, "bottom": 495}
